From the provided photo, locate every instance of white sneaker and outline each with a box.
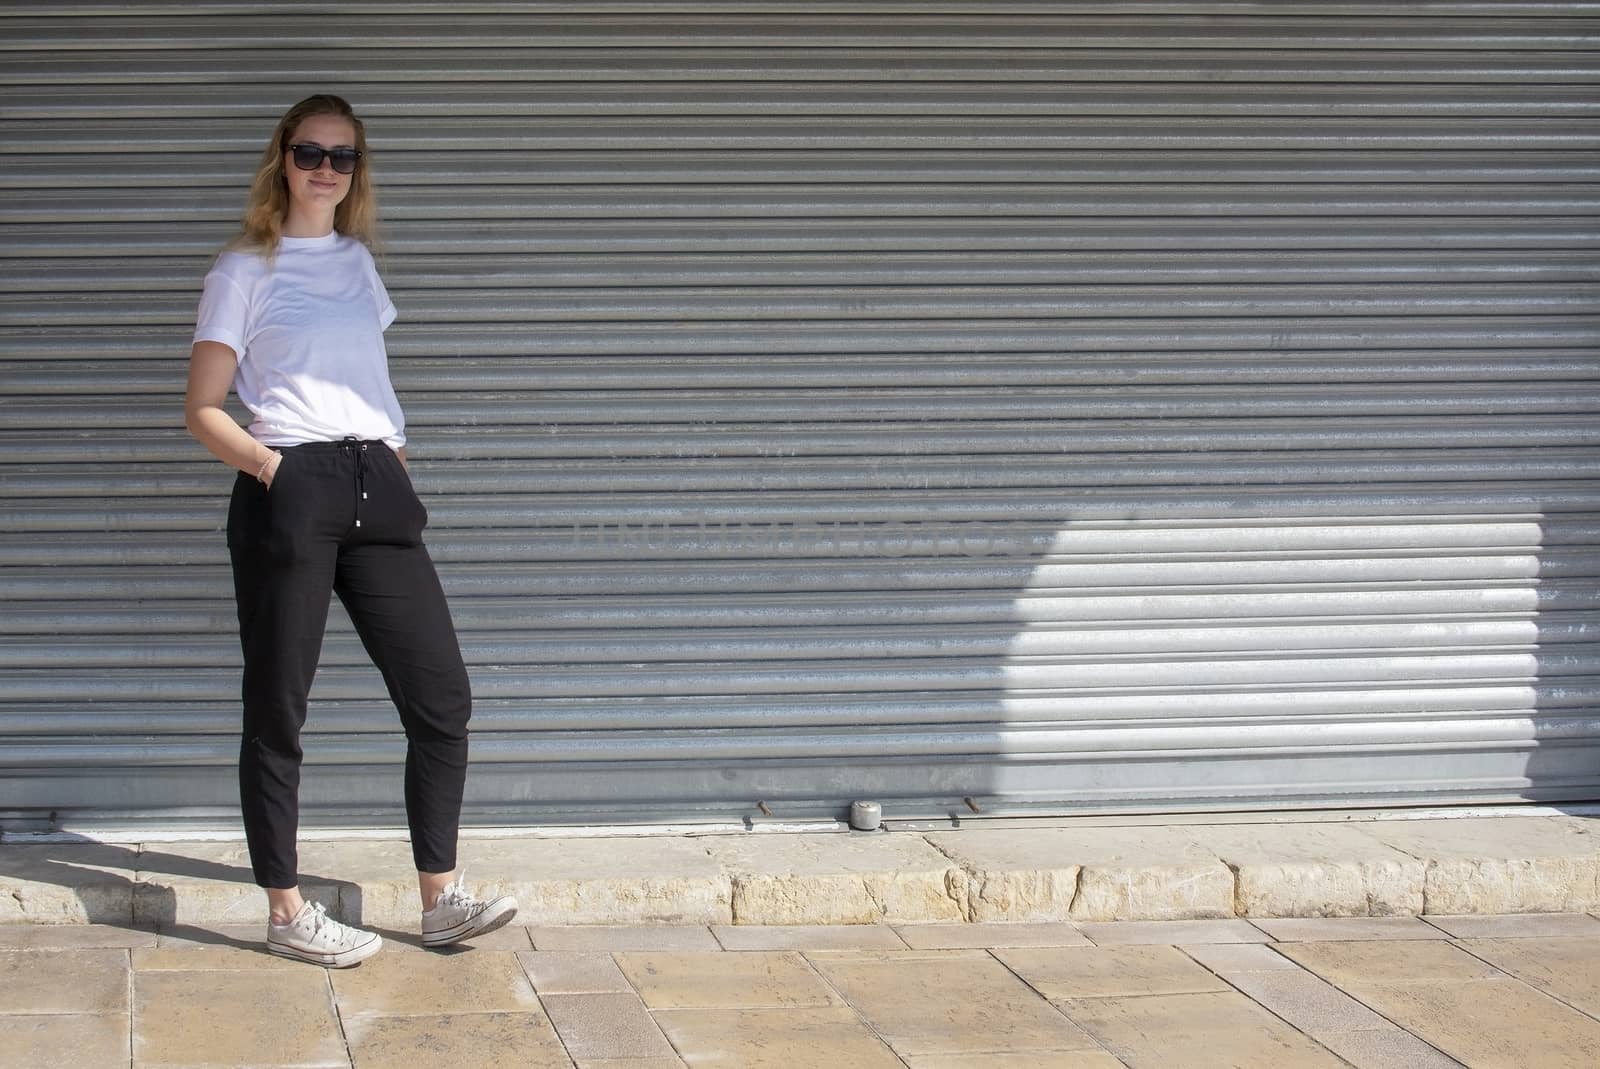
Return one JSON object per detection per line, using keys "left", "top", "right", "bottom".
{"left": 266, "top": 901, "right": 382, "bottom": 967}
{"left": 421, "top": 871, "right": 519, "bottom": 948}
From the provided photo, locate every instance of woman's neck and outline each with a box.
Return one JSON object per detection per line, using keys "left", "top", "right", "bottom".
{"left": 282, "top": 206, "right": 336, "bottom": 238}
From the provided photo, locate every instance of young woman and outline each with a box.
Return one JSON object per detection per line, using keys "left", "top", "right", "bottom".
{"left": 185, "top": 94, "right": 515, "bottom": 966}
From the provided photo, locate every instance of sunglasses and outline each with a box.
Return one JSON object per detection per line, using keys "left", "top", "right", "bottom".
{"left": 286, "top": 143, "right": 362, "bottom": 175}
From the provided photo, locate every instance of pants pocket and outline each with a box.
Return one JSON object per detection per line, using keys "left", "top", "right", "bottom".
{"left": 381, "top": 445, "right": 430, "bottom": 535}
{"left": 225, "top": 471, "right": 268, "bottom": 550}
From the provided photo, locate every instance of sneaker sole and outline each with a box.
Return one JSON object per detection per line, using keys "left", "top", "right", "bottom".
{"left": 422, "top": 896, "right": 519, "bottom": 948}
{"left": 267, "top": 932, "right": 383, "bottom": 968}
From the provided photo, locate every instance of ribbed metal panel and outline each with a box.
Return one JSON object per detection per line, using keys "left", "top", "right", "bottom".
{"left": 1, "top": 2, "right": 1597, "bottom": 831}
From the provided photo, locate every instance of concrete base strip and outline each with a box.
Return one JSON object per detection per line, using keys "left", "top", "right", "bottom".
{"left": 2, "top": 814, "right": 1597, "bottom": 926}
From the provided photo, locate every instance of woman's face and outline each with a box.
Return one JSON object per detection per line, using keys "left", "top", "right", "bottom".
{"left": 283, "top": 113, "right": 358, "bottom": 214}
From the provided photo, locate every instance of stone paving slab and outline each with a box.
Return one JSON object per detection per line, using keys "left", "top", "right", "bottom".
{"left": 0, "top": 844, "right": 139, "bottom": 924}
{"left": 1360, "top": 815, "right": 1600, "bottom": 915}
{"left": 1251, "top": 916, "right": 1446, "bottom": 943}
{"left": 1217, "top": 967, "right": 1393, "bottom": 1035}
{"left": 710, "top": 922, "right": 908, "bottom": 951}
{"left": 895, "top": 921, "right": 1092, "bottom": 950}
{"left": 541, "top": 991, "right": 677, "bottom": 1060}
{"left": 0, "top": 947, "right": 128, "bottom": 1015}
{"left": 1316, "top": 974, "right": 1600, "bottom": 1067}
{"left": 133, "top": 967, "right": 348, "bottom": 1068}
{"left": 616, "top": 950, "right": 842, "bottom": 1009}
{"left": 653, "top": 1006, "right": 902, "bottom": 1068}
{"left": 1187, "top": 822, "right": 1425, "bottom": 918}
{"left": 1057, "top": 990, "right": 1352, "bottom": 1069}
{"left": 0, "top": 922, "right": 157, "bottom": 950}
{"left": 0, "top": 1012, "right": 130, "bottom": 1068}
{"left": 993, "top": 945, "right": 1230, "bottom": 999}
{"left": 1456, "top": 936, "right": 1600, "bottom": 1019}
{"left": 1312, "top": 1028, "right": 1466, "bottom": 1069}
{"left": 902, "top": 1055, "right": 1127, "bottom": 1069}
{"left": 1424, "top": 911, "right": 1600, "bottom": 939}
{"left": 926, "top": 826, "right": 1234, "bottom": 922}
{"left": 1178, "top": 942, "right": 1299, "bottom": 973}
{"left": 330, "top": 949, "right": 542, "bottom": 1016}
{"left": 528, "top": 925, "right": 721, "bottom": 952}
{"left": 341, "top": 1011, "right": 570, "bottom": 1069}
{"left": 466, "top": 837, "right": 735, "bottom": 927}
{"left": 517, "top": 950, "right": 635, "bottom": 995}
{"left": 811, "top": 951, "right": 1101, "bottom": 1056}
{"left": 1275, "top": 939, "right": 1502, "bottom": 985}
{"left": 1076, "top": 919, "right": 1267, "bottom": 946}
{"left": 705, "top": 831, "right": 966, "bottom": 924}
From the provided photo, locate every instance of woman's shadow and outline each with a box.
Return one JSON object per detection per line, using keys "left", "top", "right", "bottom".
{"left": 0, "top": 836, "right": 381, "bottom": 950}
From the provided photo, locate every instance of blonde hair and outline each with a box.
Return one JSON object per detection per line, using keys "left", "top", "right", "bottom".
{"left": 228, "top": 93, "right": 378, "bottom": 256}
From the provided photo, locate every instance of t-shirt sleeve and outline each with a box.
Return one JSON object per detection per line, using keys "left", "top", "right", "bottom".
{"left": 192, "top": 261, "right": 250, "bottom": 357}
{"left": 369, "top": 258, "right": 398, "bottom": 330}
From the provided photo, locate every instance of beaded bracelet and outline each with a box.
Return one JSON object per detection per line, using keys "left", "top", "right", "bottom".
{"left": 255, "top": 451, "right": 280, "bottom": 484}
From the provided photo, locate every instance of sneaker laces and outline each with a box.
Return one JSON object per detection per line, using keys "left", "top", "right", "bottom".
{"left": 304, "top": 902, "right": 360, "bottom": 945}
{"left": 433, "top": 870, "right": 481, "bottom": 913}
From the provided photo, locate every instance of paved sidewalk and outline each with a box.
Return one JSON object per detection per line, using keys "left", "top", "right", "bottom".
{"left": 5, "top": 911, "right": 1600, "bottom": 1067}
{"left": 4, "top": 811, "right": 1600, "bottom": 1066}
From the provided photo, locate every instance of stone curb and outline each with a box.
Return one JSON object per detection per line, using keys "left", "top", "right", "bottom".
{"left": 2, "top": 814, "right": 1597, "bottom": 926}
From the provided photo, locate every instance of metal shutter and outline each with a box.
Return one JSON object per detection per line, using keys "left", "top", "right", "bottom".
{"left": 1, "top": 3, "right": 1597, "bottom": 833}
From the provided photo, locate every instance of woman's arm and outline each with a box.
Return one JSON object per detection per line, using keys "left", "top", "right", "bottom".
{"left": 184, "top": 340, "right": 282, "bottom": 485}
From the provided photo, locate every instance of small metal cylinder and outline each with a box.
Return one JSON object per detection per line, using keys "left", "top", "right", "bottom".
{"left": 849, "top": 800, "right": 882, "bottom": 831}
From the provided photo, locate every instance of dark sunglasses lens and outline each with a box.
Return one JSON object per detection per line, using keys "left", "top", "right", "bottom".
{"left": 290, "top": 144, "right": 324, "bottom": 170}
{"left": 289, "top": 145, "right": 360, "bottom": 173}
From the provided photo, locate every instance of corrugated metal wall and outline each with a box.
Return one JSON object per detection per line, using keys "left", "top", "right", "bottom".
{"left": 1, "top": 2, "right": 1597, "bottom": 832}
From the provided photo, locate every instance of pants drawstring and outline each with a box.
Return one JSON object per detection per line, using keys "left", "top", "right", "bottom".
{"left": 340, "top": 436, "right": 370, "bottom": 528}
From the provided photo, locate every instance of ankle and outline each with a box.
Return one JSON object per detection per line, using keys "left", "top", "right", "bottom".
{"left": 418, "top": 869, "right": 455, "bottom": 912}
{"left": 266, "top": 887, "right": 305, "bottom": 926}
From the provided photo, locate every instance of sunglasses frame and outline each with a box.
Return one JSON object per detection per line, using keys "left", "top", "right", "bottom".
{"left": 285, "top": 142, "right": 363, "bottom": 175}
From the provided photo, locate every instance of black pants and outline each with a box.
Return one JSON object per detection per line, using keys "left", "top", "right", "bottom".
{"left": 226, "top": 438, "right": 471, "bottom": 889}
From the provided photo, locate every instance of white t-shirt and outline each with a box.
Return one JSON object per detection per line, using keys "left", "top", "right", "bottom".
{"left": 193, "top": 232, "right": 406, "bottom": 448}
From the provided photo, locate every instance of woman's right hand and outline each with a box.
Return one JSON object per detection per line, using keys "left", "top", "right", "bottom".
{"left": 261, "top": 451, "right": 283, "bottom": 488}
